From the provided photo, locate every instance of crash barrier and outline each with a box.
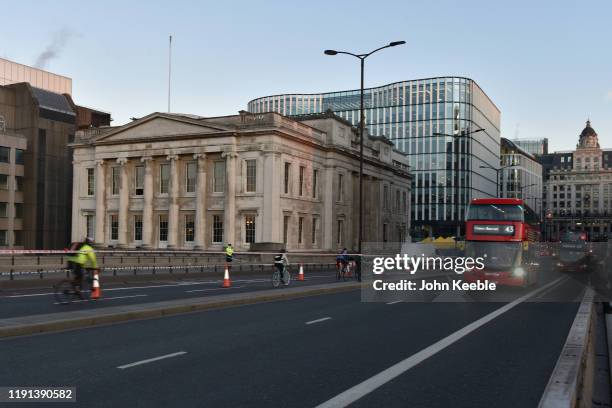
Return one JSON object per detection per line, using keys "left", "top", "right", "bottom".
{"left": 538, "top": 288, "right": 595, "bottom": 408}
{"left": 0, "top": 262, "right": 338, "bottom": 281}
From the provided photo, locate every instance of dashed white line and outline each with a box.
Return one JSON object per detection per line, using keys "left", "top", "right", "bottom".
{"left": 306, "top": 317, "right": 332, "bottom": 325}
{"left": 314, "top": 277, "right": 565, "bottom": 408}
{"left": 386, "top": 300, "right": 403, "bottom": 305}
{"left": 53, "top": 294, "right": 148, "bottom": 304}
{"left": 117, "top": 351, "right": 187, "bottom": 369}
{"left": 185, "top": 286, "right": 244, "bottom": 293}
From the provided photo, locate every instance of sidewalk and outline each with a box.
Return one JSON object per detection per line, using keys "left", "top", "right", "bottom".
{"left": 0, "top": 281, "right": 361, "bottom": 338}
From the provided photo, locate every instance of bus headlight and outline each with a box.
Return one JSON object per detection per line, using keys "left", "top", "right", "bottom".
{"left": 513, "top": 267, "right": 525, "bottom": 277}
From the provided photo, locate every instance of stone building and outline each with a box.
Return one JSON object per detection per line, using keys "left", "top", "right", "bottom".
{"left": 545, "top": 120, "right": 612, "bottom": 239}
{"left": 71, "top": 111, "right": 411, "bottom": 251}
{"left": 0, "top": 129, "right": 27, "bottom": 248}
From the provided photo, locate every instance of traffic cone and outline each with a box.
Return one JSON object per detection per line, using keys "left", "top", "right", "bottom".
{"left": 298, "top": 263, "right": 305, "bottom": 281}
{"left": 91, "top": 269, "right": 101, "bottom": 300}
{"left": 222, "top": 263, "right": 231, "bottom": 288}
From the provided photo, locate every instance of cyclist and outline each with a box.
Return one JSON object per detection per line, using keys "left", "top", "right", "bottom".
{"left": 225, "top": 243, "right": 234, "bottom": 269}
{"left": 274, "top": 248, "right": 290, "bottom": 284}
{"left": 340, "top": 248, "right": 349, "bottom": 275}
{"left": 66, "top": 237, "right": 98, "bottom": 298}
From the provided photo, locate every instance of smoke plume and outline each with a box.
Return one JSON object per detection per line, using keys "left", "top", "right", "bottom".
{"left": 34, "top": 28, "right": 74, "bottom": 69}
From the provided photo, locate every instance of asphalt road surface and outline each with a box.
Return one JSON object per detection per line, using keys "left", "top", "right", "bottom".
{"left": 0, "top": 272, "right": 586, "bottom": 408}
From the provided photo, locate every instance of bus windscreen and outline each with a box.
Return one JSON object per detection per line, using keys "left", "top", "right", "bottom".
{"left": 466, "top": 204, "right": 524, "bottom": 222}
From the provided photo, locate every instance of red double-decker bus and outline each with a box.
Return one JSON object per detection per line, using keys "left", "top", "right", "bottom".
{"left": 463, "top": 198, "right": 541, "bottom": 287}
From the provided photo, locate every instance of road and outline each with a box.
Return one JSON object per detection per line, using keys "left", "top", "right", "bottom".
{"left": 0, "top": 271, "right": 341, "bottom": 319}
{"left": 0, "top": 268, "right": 588, "bottom": 408}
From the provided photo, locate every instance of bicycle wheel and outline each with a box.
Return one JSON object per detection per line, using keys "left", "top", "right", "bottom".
{"left": 283, "top": 268, "right": 291, "bottom": 286}
{"left": 336, "top": 265, "right": 341, "bottom": 281}
{"left": 272, "top": 270, "right": 281, "bottom": 288}
{"left": 54, "top": 279, "right": 74, "bottom": 305}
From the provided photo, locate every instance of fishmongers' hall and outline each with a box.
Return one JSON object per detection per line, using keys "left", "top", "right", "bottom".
{"left": 71, "top": 110, "right": 411, "bottom": 251}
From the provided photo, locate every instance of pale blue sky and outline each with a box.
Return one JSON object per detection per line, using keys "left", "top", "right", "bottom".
{"left": 1, "top": 0, "right": 611, "bottom": 151}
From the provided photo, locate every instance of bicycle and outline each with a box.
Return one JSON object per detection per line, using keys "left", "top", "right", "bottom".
{"left": 336, "top": 261, "right": 348, "bottom": 281}
{"left": 53, "top": 271, "right": 93, "bottom": 305}
{"left": 272, "top": 264, "right": 291, "bottom": 288}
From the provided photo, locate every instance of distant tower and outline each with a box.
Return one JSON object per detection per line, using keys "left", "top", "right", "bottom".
{"left": 577, "top": 119, "right": 600, "bottom": 149}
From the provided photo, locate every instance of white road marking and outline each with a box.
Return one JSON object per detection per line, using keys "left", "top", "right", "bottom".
{"left": 534, "top": 275, "right": 569, "bottom": 299}
{"left": 53, "top": 294, "right": 148, "bottom": 304}
{"left": 314, "top": 276, "right": 566, "bottom": 408}
{"left": 306, "top": 317, "right": 332, "bottom": 325}
{"left": 117, "top": 351, "right": 187, "bottom": 369}
{"left": 185, "top": 286, "right": 244, "bottom": 293}
{"left": 2, "top": 274, "right": 333, "bottom": 299}
{"left": 386, "top": 300, "right": 402, "bottom": 305}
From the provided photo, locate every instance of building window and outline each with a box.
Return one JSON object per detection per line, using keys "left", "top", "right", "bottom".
{"left": 312, "top": 169, "right": 318, "bottom": 198}
{"left": 186, "top": 162, "right": 197, "bottom": 193}
{"left": 14, "top": 203, "right": 22, "bottom": 219}
{"left": 0, "top": 230, "right": 6, "bottom": 246}
{"left": 338, "top": 174, "right": 344, "bottom": 202}
{"left": 86, "top": 168, "right": 95, "bottom": 196}
{"left": 0, "top": 147, "right": 9, "bottom": 163}
{"left": 299, "top": 166, "right": 305, "bottom": 196}
{"left": 246, "top": 160, "right": 257, "bottom": 193}
{"left": 159, "top": 214, "right": 168, "bottom": 242}
{"left": 396, "top": 189, "right": 400, "bottom": 211}
{"left": 13, "top": 230, "right": 23, "bottom": 246}
{"left": 0, "top": 202, "right": 7, "bottom": 217}
{"left": 0, "top": 175, "right": 7, "bottom": 190}
{"left": 15, "top": 149, "right": 24, "bottom": 165}
{"left": 110, "top": 214, "right": 119, "bottom": 241}
{"left": 135, "top": 166, "right": 144, "bottom": 196}
{"left": 245, "top": 215, "right": 256, "bottom": 244}
{"left": 383, "top": 223, "right": 388, "bottom": 242}
{"left": 283, "top": 215, "right": 290, "bottom": 244}
{"left": 213, "top": 161, "right": 226, "bottom": 193}
{"left": 86, "top": 214, "right": 95, "bottom": 240}
{"left": 212, "top": 215, "right": 223, "bottom": 243}
{"left": 383, "top": 185, "right": 389, "bottom": 209}
{"left": 296, "top": 216, "right": 305, "bottom": 244}
{"left": 159, "top": 164, "right": 170, "bottom": 194}
{"left": 185, "top": 214, "right": 195, "bottom": 243}
{"left": 403, "top": 191, "right": 407, "bottom": 213}
{"left": 284, "top": 162, "right": 291, "bottom": 194}
{"left": 14, "top": 176, "right": 22, "bottom": 192}
{"left": 311, "top": 217, "right": 318, "bottom": 245}
{"left": 111, "top": 167, "right": 120, "bottom": 195}
{"left": 337, "top": 219, "right": 344, "bottom": 245}
{"left": 134, "top": 214, "right": 142, "bottom": 241}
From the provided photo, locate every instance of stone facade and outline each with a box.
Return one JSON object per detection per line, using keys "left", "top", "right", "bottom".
{"left": 71, "top": 111, "right": 411, "bottom": 251}
{"left": 545, "top": 121, "right": 612, "bottom": 240}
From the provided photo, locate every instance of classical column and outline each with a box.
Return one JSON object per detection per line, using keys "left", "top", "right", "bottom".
{"left": 194, "top": 153, "right": 207, "bottom": 250}
{"left": 262, "top": 151, "right": 281, "bottom": 242}
{"left": 167, "top": 155, "right": 179, "bottom": 249}
{"left": 222, "top": 151, "right": 238, "bottom": 246}
{"left": 94, "top": 160, "right": 106, "bottom": 247}
{"left": 117, "top": 158, "right": 129, "bottom": 248}
{"left": 71, "top": 161, "right": 80, "bottom": 242}
{"left": 322, "top": 165, "right": 335, "bottom": 250}
{"left": 141, "top": 156, "right": 153, "bottom": 248}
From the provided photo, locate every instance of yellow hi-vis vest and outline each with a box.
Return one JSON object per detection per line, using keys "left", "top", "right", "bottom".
{"left": 225, "top": 246, "right": 234, "bottom": 257}
{"left": 79, "top": 244, "right": 98, "bottom": 269}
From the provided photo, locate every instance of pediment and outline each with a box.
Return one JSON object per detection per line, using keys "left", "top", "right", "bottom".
{"left": 96, "top": 114, "right": 230, "bottom": 143}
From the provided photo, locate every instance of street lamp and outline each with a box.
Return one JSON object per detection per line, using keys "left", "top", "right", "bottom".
{"left": 433, "top": 128, "right": 485, "bottom": 239}
{"left": 479, "top": 164, "right": 516, "bottom": 197}
{"left": 324, "top": 41, "right": 406, "bottom": 260}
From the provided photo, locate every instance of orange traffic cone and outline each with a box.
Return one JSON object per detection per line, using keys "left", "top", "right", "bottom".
{"left": 222, "top": 264, "right": 231, "bottom": 288}
{"left": 298, "top": 263, "right": 305, "bottom": 281}
{"left": 91, "top": 269, "right": 101, "bottom": 300}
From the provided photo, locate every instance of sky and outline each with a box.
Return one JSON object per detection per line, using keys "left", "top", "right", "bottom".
{"left": 1, "top": 0, "right": 611, "bottom": 152}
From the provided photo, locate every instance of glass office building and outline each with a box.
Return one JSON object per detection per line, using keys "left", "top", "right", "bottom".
{"left": 248, "top": 77, "right": 501, "bottom": 237}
